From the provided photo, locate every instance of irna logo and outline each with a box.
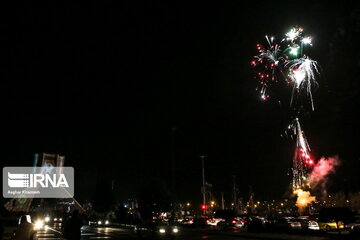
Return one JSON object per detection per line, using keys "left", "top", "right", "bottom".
{"left": 8, "top": 172, "right": 69, "bottom": 188}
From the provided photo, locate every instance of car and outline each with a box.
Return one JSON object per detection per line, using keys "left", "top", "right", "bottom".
{"left": 134, "top": 222, "right": 180, "bottom": 239}
{"left": 88, "top": 218, "right": 111, "bottom": 227}
{"left": 246, "top": 216, "right": 267, "bottom": 232}
{"left": 180, "top": 217, "right": 193, "bottom": 225}
{"left": 206, "top": 218, "right": 222, "bottom": 226}
{"left": 268, "top": 217, "right": 302, "bottom": 232}
{"left": 297, "top": 216, "right": 320, "bottom": 231}
{"left": 346, "top": 215, "right": 360, "bottom": 234}
{"left": 318, "top": 207, "right": 353, "bottom": 232}
{"left": 192, "top": 217, "right": 208, "bottom": 227}
{"left": 350, "top": 224, "right": 360, "bottom": 235}
{"left": 53, "top": 216, "right": 63, "bottom": 223}
{"left": 216, "top": 219, "right": 236, "bottom": 230}
{"left": 318, "top": 220, "right": 345, "bottom": 231}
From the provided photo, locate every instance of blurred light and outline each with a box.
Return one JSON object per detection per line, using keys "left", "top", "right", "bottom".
{"left": 302, "top": 37, "right": 312, "bottom": 45}
{"left": 105, "top": 220, "right": 109, "bottom": 225}
{"left": 98, "top": 221, "right": 102, "bottom": 225}
{"left": 34, "top": 220, "right": 44, "bottom": 230}
{"left": 45, "top": 217, "right": 50, "bottom": 222}
{"left": 54, "top": 218, "right": 58, "bottom": 221}
{"left": 201, "top": 204, "right": 206, "bottom": 210}
{"left": 289, "top": 47, "right": 299, "bottom": 56}
{"left": 159, "top": 229, "right": 166, "bottom": 233}
{"left": 173, "top": 228, "right": 179, "bottom": 233}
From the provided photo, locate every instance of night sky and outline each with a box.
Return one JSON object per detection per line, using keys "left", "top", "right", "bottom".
{"left": 1, "top": 1, "right": 360, "bottom": 205}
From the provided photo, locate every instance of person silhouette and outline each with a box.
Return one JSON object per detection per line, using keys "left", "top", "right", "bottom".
{"left": 63, "top": 210, "right": 82, "bottom": 240}
{"left": 15, "top": 216, "right": 36, "bottom": 240}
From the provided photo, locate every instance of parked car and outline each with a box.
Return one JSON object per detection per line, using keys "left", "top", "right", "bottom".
{"left": 192, "top": 217, "right": 208, "bottom": 227}
{"left": 350, "top": 223, "right": 360, "bottom": 235}
{"left": 318, "top": 220, "right": 345, "bottom": 231}
{"left": 180, "top": 217, "right": 193, "bottom": 225}
{"left": 216, "top": 219, "right": 236, "bottom": 230}
{"left": 318, "top": 207, "right": 353, "bottom": 232}
{"left": 346, "top": 215, "right": 360, "bottom": 234}
{"left": 206, "top": 218, "right": 222, "bottom": 226}
{"left": 268, "top": 217, "right": 302, "bottom": 232}
{"left": 297, "top": 216, "right": 320, "bottom": 231}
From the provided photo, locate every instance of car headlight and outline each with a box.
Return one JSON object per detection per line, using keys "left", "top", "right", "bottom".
{"left": 45, "top": 217, "right": 50, "bottom": 222}
{"left": 54, "top": 218, "right": 58, "bottom": 221}
{"left": 105, "top": 220, "right": 109, "bottom": 225}
{"left": 59, "top": 218, "right": 62, "bottom": 222}
{"left": 159, "top": 228, "right": 166, "bottom": 233}
{"left": 173, "top": 228, "right": 179, "bottom": 233}
{"left": 98, "top": 221, "right": 102, "bottom": 225}
{"left": 34, "top": 220, "right": 44, "bottom": 230}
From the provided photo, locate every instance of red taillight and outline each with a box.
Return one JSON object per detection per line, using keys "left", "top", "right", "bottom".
{"left": 232, "top": 220, "right": 236, "bottom": 224}
{"left": 290, "top": 223, "right": 294, "bottom": 227}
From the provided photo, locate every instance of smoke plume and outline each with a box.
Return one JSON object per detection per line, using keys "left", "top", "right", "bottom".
{"left": 308, "top": 156, "right": 340, "bottom": 189}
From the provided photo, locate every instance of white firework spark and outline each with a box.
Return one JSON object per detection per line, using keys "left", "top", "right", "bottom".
{"left": 289, "top": 118, "right": 312, "bottom": 189}
{"left": 286, "top": 57, "right": 319, "bottom": 110}
{"left": 301, "top": 36, "right": 312, "bottom": 46}
{"left": 256, "top": 35, "right": 282, "bottom": 67}
{"left": 285, "top": 27, "right": 303, "bottom": 42}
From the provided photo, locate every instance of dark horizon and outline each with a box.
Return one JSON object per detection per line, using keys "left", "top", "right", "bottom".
{"left": 1, "top": 1, "right": 360, "bottom": 206}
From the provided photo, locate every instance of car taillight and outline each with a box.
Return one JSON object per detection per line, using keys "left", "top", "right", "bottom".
{"left": 232, "top": 220, "right": 236, "bottom": 224}
{"left": 290, "top": 223, "right": 294, "bottom": 227}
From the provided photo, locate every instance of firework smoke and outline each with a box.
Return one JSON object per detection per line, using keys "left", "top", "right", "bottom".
{"left": 308, "top": 156, "right": 340, "bottom": 189}
{"left": 294, "top": 188, "right": 316, "bottom": 214}
{"left": 293, "top": 156, "right": 340, "bottom": 213}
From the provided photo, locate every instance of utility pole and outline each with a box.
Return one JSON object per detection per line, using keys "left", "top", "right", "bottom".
{"left": 171, "top": 127, "right": 178, "bottom": 215}
{"left": 221, "top": 192, "right": 225, "bottom": 210}
{"left": 232, "top": 175, "right": 237, "bottom": 210}
{"left": 200, "top": 155, "right": 207, "bottom": 215}
{"left": 171, "top": 127, "right": 177, "bottom": 195}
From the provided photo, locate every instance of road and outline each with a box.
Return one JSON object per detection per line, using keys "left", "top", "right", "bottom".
{"left": 29, "top": 225, "right": 357, "bottom": 240}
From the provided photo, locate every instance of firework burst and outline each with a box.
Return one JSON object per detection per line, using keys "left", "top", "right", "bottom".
{"left": 286, "top": 56, "right": 320, "bottom": 110}
{"left": 252, "top": 26, "right": 320, "bottom": 191}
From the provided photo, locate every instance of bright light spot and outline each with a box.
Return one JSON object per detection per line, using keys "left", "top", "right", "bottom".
{"left": 286, "top": 27, "right": 303, "bottom": 41}
{"left": 98, "top": 221, "right": 102, "bottom": 225}
{"left": 173, "top": 228, "right": 179, "bottom": 233}
{"left": 34, "top": 220, "right": 44, "bottom": 230}
{"left": 45, "top": 217, "right": 50, "bottom": 222}
{"left": 186, "top": 202, "right": 190, "bottom": 206}
{"left": 54, "top": 218, "right": 58, "bottom": 221}
{"left": 302, "top": 37, "right": 312, "bottom": 45}
{"left": 289, "top": 47, "right": 299, "bottom": 56}
{"left": 292, "top": 68, "right": 305, "bottom": 86}
{"left": 159, "top": 228, "right": 166, "bottom": 233}
{"left": 105, "top": 220, "right": 109, "bottom": 225}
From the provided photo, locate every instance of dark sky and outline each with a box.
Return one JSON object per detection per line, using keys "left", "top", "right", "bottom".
{"left": 1, "top": 1, "right": 360, "bottom": 204}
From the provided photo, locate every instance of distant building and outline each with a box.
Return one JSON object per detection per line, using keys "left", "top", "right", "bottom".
{"left": 34, "top": 153, "right": 65, "bottom": 168}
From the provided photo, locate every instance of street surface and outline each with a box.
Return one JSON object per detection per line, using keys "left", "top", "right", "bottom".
{"left": 25, "top": 225, "right": 358, "bottom": 240}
